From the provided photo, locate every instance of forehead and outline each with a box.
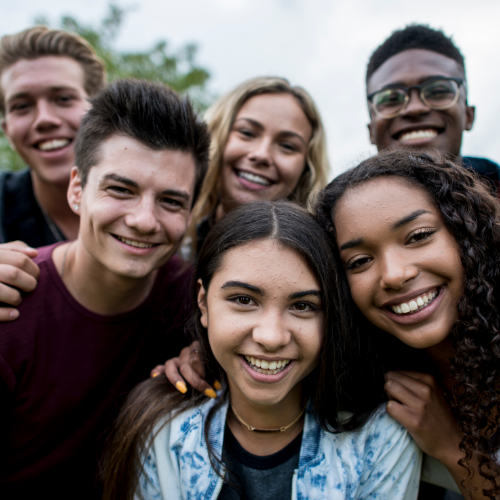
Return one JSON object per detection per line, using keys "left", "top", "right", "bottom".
{"left": 1, "top": 56, "right": 86, "bottom": 99}
{"left": 214, "top": 239, "right": 319, "bottom": 290}
{"left": 335, "top": 176, "right": 436, "bottom": 235}
{"left": 88, "top": 134, "right": 196, "bottom": 193}
{"left": 236, "top": 93, "right": 312, "bottom": 135}
{"left": 367, "top": 49, "right": 464, "bottom": 93}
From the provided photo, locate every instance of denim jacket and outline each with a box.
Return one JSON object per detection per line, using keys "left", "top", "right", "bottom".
{"left": 137, "top": 399, "right": 422, "bottom": 500}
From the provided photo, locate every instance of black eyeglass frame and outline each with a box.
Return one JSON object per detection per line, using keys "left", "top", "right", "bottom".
{"left": 367, "top": 77, "right": 465, "bottom": 119}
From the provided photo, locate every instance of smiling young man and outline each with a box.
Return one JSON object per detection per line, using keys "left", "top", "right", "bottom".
{"left": 366, "top": 25, "right": 500, "bottom": 194}
{"left": 0, "top": 79, "right": 210, "bottom": 499}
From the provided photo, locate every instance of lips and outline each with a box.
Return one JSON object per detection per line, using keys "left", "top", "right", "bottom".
{"left": 393, "top": 126, "right": 442, "bottom": 144}
{"left": 112, "top": 234, "right": 160, "bottom": 249}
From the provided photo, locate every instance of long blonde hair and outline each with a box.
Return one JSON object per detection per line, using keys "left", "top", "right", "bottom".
{"left": 191, "top": 77, "right": 330, "bottom": 229}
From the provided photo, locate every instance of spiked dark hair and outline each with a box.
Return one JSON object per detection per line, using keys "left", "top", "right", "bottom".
{"left": 75, "top": 78, "right": 211, "bottom": 206}
{"left": 366, "top": 24, "right": 466, "bottom": 83}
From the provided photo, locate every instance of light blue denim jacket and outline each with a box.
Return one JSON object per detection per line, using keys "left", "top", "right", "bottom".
{"left": 136, "top": 399, "right": 422, "bottom": 500}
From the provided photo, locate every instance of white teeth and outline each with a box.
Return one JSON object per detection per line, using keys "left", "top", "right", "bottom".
{"left": 244, "top": 356, "right": 290, "bottom": 375}
{"left": 237, "top": 170, "right": 272, "bottom": 186}
{"left": 390, "top": 290, "right": 439, "bottom": 315}
{"left": 116, "top": 236, "right": 155, "bottom": 249}
{"left": 399, "top": 129, "right": 438, "bottom": 143}
{"left": 37, "top": 138, "right": 70, "bottom": 151}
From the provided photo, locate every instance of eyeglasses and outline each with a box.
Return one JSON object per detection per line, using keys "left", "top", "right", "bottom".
{"left": 367, "top": 77, "right": 464, "bottom": 119}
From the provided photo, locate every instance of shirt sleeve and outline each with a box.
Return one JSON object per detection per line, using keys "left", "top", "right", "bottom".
{"left": 135, "top": 452, "right": 163, "bottom": 500}
{"left": 356, "top": 411, "right": 423, "bottom": 500}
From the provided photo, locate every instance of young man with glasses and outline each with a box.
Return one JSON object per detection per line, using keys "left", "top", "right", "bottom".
{"left": 366, "top": 24, "right": 499, "bottom": 194}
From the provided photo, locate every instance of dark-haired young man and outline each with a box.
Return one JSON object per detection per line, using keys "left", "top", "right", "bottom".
{"left": 0, "top": 79, "right": 210, "bottom": 500}
{"left": 366, "top": 25, "right": 499, "bottom": 192}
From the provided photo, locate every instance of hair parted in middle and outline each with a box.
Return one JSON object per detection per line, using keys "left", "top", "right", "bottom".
{"left": 102, "top": 200, "right": 383, "bottom": 500}
{"left": 190, "top": 76, "right": 330, "bottom": 226}
{"left": 315, "top": 148, "right": 500, "bottom": 499}
{"left": 74, "top": 78, "right": 211, "bottom": 207}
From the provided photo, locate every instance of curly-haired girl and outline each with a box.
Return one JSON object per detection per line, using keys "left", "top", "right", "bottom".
{"left": 314, "top": 149, "right": 500, "bottom": 499}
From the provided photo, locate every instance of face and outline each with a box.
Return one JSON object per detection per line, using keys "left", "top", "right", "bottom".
{"left": 367, "top": 49, "right": 475, "bottom": 157}
{"left": 1, "top": 56, "right": 90, "bottom": 186}
{"left": 219, "top": 93, "right": 313, "bottom": 212}
{"left": 334, "top": 177, "right": 464, "bottom": 350}
{"left": 69, "top": 135, "right": 195, "bottom": 279}
{"left": 198, "top": 239, "right": 323, "bottom": 407}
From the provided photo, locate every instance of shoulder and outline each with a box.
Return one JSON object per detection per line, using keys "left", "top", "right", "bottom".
{"left": 33, "top": 242, "right": 61, "bottom": 266}
{"left": 462, "top": 156, "right": 500, "bottom": 175}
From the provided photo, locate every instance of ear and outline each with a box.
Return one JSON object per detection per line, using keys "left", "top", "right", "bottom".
{"left": 1, "top": 118, "right": 16, "bottom": 151}
{"left": 67, "top": 167, "right": 83, "bottom": 215}
{"left": 464, "top": 105, "right": 475, "bottom": 131}
{"left": 197, "top": 278, "right": 208, "bottom": 328}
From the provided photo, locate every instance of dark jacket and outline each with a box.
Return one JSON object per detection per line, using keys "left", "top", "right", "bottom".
{"left": 0, "top": 169, "right": 65, "bottom": 246}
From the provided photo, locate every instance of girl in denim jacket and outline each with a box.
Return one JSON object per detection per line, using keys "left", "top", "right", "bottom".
{"left": 103, "top": 201, "right": 421, "bottom": 500}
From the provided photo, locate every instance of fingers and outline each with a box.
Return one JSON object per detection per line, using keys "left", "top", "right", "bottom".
{"left": 150, "top": 364, "right": 165, "bottom": 378}
{"left": 384, "top": 378, "right": 422, "bottom": 408}
{"left": 179, "top": 341, "right": 205, "bottom": 379}
{"left": 385, "top": 371, "right": 435, "bottom": 401}
{"left": 0, "top": 307, "right": 19, "bottom": 321}
{"left": 0, "top": 241, "right": 38, "bottom": 258}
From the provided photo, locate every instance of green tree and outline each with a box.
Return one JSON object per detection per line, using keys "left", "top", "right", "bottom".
{"left": 0, "top": 4, "right": 212, "bottom": 171}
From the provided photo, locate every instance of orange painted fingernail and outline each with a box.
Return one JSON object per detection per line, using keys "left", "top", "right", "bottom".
{"left": 204, "top": 388, "right": 217, "bottom": 399}
{"left": 152, "top": 372, "right": 159, "bottom": 378}
{"left": 213, "top": 380, "right": 222, "bottom": 391}
{"left": 175, "top": 381, "right": 187, "bottom": 394}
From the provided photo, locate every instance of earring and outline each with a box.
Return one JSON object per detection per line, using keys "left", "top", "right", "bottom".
{"left": 74, "top": 204, "right": 79, "bottom": 211}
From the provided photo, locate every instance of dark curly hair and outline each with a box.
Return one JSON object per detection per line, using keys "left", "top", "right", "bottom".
{"left": 315, "top": 149, "right": 500, "bottom": 498}
{"left": 366, "top": 24, "right": 466, "bottom": 83}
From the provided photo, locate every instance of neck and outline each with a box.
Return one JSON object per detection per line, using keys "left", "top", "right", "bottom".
{"left": 31, "top": 171, "right": 80, "bottom": 240}
{"left": 425, "top": 336, "right": 455, "bottom": 392}
{"left": 52, "top": 241, "right": 158, "bottom": 315}
{"left": 227, "top": 381, "right": 304, "bottom": 456}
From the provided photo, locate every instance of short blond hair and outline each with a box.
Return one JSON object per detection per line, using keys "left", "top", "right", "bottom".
{"left": 191, "top": 76, "right": 330, "bottom": 229}
{"left": 0, "top": 26, "right": 106, "bottom": 114}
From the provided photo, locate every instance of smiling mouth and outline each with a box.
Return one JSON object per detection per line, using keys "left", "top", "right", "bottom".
{"left": 388, "top": 288, "right": 440, "bottom": 315}
{"left": 35, "top": 138, "right": 72, "bottom": 151}
{"left": 396, "top": 129, "right": 439, "bottom": 143}
{"left": 236, "top": 170, "right": 273, "bottom": 187}
{"left": 112, "top": 234, "right": 159, "bottom": 249}
{"left": 244, "top": 355, "right": 291, "bottom": 375}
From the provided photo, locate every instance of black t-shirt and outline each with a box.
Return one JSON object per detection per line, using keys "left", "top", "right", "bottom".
{"left": 219, "top": 425, "right": 302, "bottom": 500}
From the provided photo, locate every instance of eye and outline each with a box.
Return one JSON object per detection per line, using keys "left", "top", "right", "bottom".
{"left": 9, "top": 102, "right": 30, "bottom": 113}
{"left": 291, "top": 301, "right": 318, "bottom": 312}
{"left": 406, "top": 228, "right": 436, "bottom": 244}
{"left": 280, "top": 142, "right": 298, "bottom": 152}
{"left": 228, "top": 295, "right": 255, "bottom": 307}
{"left": 108, "top": 186, "right": 133, "bottom": 196}
{"left": 345, "top": 256, "right": 372, "bottom": 270}
{"left": 56, "top": 94, "right": 75, "bottom": 105}
{"left": 237, "top": 128, "right": 255, "bottom": 138}
{"left": 161, "top": 197, "right": 184, "bottom": 208}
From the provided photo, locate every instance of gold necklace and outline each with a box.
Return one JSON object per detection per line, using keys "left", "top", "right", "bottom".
{"left": 231, "top": 404, "right": 306, "bottom": 433}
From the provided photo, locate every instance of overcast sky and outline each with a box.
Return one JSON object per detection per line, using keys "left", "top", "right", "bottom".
{"left": 3, "top": 0, "right": 499, "bottom": 179}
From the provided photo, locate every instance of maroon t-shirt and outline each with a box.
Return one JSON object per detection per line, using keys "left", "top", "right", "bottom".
{"left": 0, "top": 243, "right": 192, "bottom": 499}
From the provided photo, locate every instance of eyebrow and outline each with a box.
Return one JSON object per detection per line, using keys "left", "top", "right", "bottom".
{"left": 377, "top": 75, "right": 453, "bottom": 91}
{"left": 220, "top": 281, "right": 321, "bottom": 300}
{"left": 339, "top": 210, "right": 431, "bottom": 251}
{"left": 221, "top": 281, "right": 264, "bottom": 295}
{"left": 102, "top": 173, "right": 190, "bottom": 201}
{"left": 391, "top": 209, "right": 430, "bottom": 229}
{"left": 234, "top": 117, "right": 307, "bottom": 145}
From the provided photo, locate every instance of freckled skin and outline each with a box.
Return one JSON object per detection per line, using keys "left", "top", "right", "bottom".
{"left": 335, "top": 177, "right": 463, "bottom": 350}
{"left": 197, "top": 240, "right": 323, "bottom": 454}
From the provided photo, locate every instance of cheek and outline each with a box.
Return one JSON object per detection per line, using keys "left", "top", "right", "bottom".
{"left": 275, "top": 155, "right": 306, "bottom": 189}
{"left": 222, "top": 137, "right": 247, "bottom": 166}
{"left": 161, "top": 213, "right": 189, "bottom": 242}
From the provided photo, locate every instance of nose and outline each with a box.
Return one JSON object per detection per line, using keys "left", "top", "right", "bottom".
{"left": 124, "top": 196, "right": 161, "bottom": 234}
{"left": 248, "top": 137, "right": 272, "bottom": 167}
{"left": 379, "top": 249, "right": 418, "bottom": 290}
{"left": 400, "top": 89, "right": 430, "bottom": 117}
{"left": 252, "top": 308, "right": 291, "bottom": 352}
{"left": 33, "top": 100, "right": 62, "bottom": 131}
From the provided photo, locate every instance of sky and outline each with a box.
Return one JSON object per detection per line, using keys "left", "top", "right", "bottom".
{"left": 2, "top": 0, "right": 499, "bottom": 179}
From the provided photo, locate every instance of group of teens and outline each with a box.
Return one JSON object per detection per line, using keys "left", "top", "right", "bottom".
{"left": 0, "top": 22, "right": 498, "bottom": 500}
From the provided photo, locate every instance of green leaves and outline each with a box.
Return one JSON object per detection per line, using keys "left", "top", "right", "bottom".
{"left": 0, "top": 3, "right": 212, "bottom": 171}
